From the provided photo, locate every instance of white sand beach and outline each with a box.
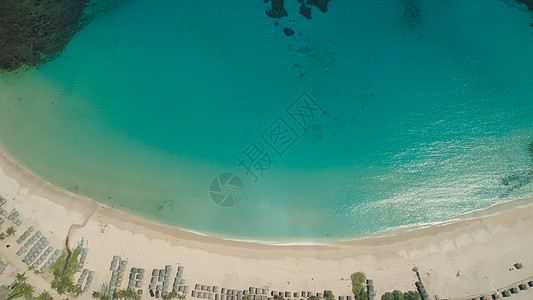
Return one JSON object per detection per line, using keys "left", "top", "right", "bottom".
{"left": 0, "top": 147, "right": 532, "bottom": 300}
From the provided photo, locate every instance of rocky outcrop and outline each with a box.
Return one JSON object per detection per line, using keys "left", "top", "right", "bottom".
{"left": 0, "top": 0, "right": 91, "bottom": 71}
{"left": 0, "top": 0, "right": 125, "bottom": 72}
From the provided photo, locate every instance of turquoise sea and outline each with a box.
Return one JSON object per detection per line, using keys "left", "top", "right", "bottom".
{"left": 1, "top": 0, "right": 533, "bottom": 239}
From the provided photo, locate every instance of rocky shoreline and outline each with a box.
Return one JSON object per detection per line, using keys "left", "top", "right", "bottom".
{"left": 0, "top": 0, "right": 124, "bottom": 72}
{"left": 0, "top": 0, "right": 90, "bottom": 71}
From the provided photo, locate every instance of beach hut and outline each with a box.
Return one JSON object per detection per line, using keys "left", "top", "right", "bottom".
{"left": 519, "top": 283, "right": 528, "bottom": 290}
{"left": 263, "top": 289, "right": 268, "bottom": 295}
{"left": 286, "top": 292, "right": 291, "bottom": 298}
{"left": 214, "top": 286, "right": 220, "bottom": 293}
{"left": 221, "top": 295, "right": 226, "bottom": 300}
{"left": 294, "top": 292, "right": 299, "bottom": 298}
{"left": 208, "top": 286, "right": 213, "bottom": 292}
{"left": 209, "top": 293, "right": 214, "bottom": 299}
{"left": 192, "top": 290, "right": 197, "bottom": 297}
{"left": 510, "top": 287, "right": 519, "bottom": 294}
{"left": 528, "top": 281, "right": 533, "bottom": 287}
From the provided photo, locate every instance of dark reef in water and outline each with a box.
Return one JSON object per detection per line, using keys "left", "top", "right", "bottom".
{"left": 283, "top": 27, "right": 295, "bottom": 36}
{"left": 307, "top": 0, "right": 331, "bottom": 13}
{"left": 0, "top": 0, "right": 124, "bottom": 72}
{"left": 517, "top": 0, "right": 533, "bottom": 12}
{"left": 299, "top": 3, "right": 312, "bottom": 19}
{"left": 263, "top": 0, "right": 332, "bottom": 36}
{"left": 399, "top": 0, "right": 422, "bottom": 27}
{"left": 266, "top": 0, "right": 288, "bottom": 18}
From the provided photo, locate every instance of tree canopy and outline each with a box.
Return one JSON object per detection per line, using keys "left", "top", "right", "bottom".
{"left": 351, "top": 272, "right": 368, "bottom": 300}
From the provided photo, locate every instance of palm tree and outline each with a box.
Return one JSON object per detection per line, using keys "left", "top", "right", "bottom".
{"left": 15, "top": 272, "right": 27, "bottom": 283}
{"left": 114, "top": 289, "right": 126, "bottom": 299}
{"left": 38, "top": 290, "right": 53, "bottom": 300}
{"left": 125, "top": 288, "right": 140, "bottom": 300}
{"left": 164, "top": 291, "right": 178, "bottom": 300}
{"left": 22, "top": 283, "right": 34, "bottom": 299}
{"left": 6, "top": 226, "right": 15, "bottom": 236}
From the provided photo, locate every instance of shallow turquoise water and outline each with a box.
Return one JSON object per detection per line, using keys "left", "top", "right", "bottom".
{"left": 1, "top": 0, "right": 533, "bottom": 238}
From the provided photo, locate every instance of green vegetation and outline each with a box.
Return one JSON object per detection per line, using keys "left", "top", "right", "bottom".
{"left": 34, "top": 290, "right": 54, "bottom": 300}
{"left": 325, "top": 291, "right": 335, "bottom": 300}
{"left": 6, "top": 226, "right": 15, "bottom": 236}
{"left": 163, "top": 291, "right": 179, "bottom": 300}
{"left": 114, "top": 288, "right": 141, "bottom": 300}
{"left": 92, "top": 290, "right": 112, "bottom": 300}
{"left": 404, "top": 291, "right": 421, "bottom": 300}
{"left": 351, "top": 272, "right": 368, "bottom": 300}
{"left": 382, "top": 290, "right": 404, "bottom": 300}
{"left": 6, "top": 272, "right": 34, "bottom": 300}
{"left": 381, "top": 290, "right": 420, "bottom": 300}
{"left": 51, "top": 246, "right": 83, "bottom": 296}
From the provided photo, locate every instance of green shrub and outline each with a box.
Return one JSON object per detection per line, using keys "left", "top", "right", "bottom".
{"left": 350, "top": 272, "right": 368, "bottom": 300}
{"left": 404, "top": 291, "right": 421, "bottom": 300}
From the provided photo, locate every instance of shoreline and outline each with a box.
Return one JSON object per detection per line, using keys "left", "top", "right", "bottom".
{"left": 1, "top": 142, "right": 533, "bottom": 299}
{"left": 1, "top": 141, "right": 531, "bottom": 246}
